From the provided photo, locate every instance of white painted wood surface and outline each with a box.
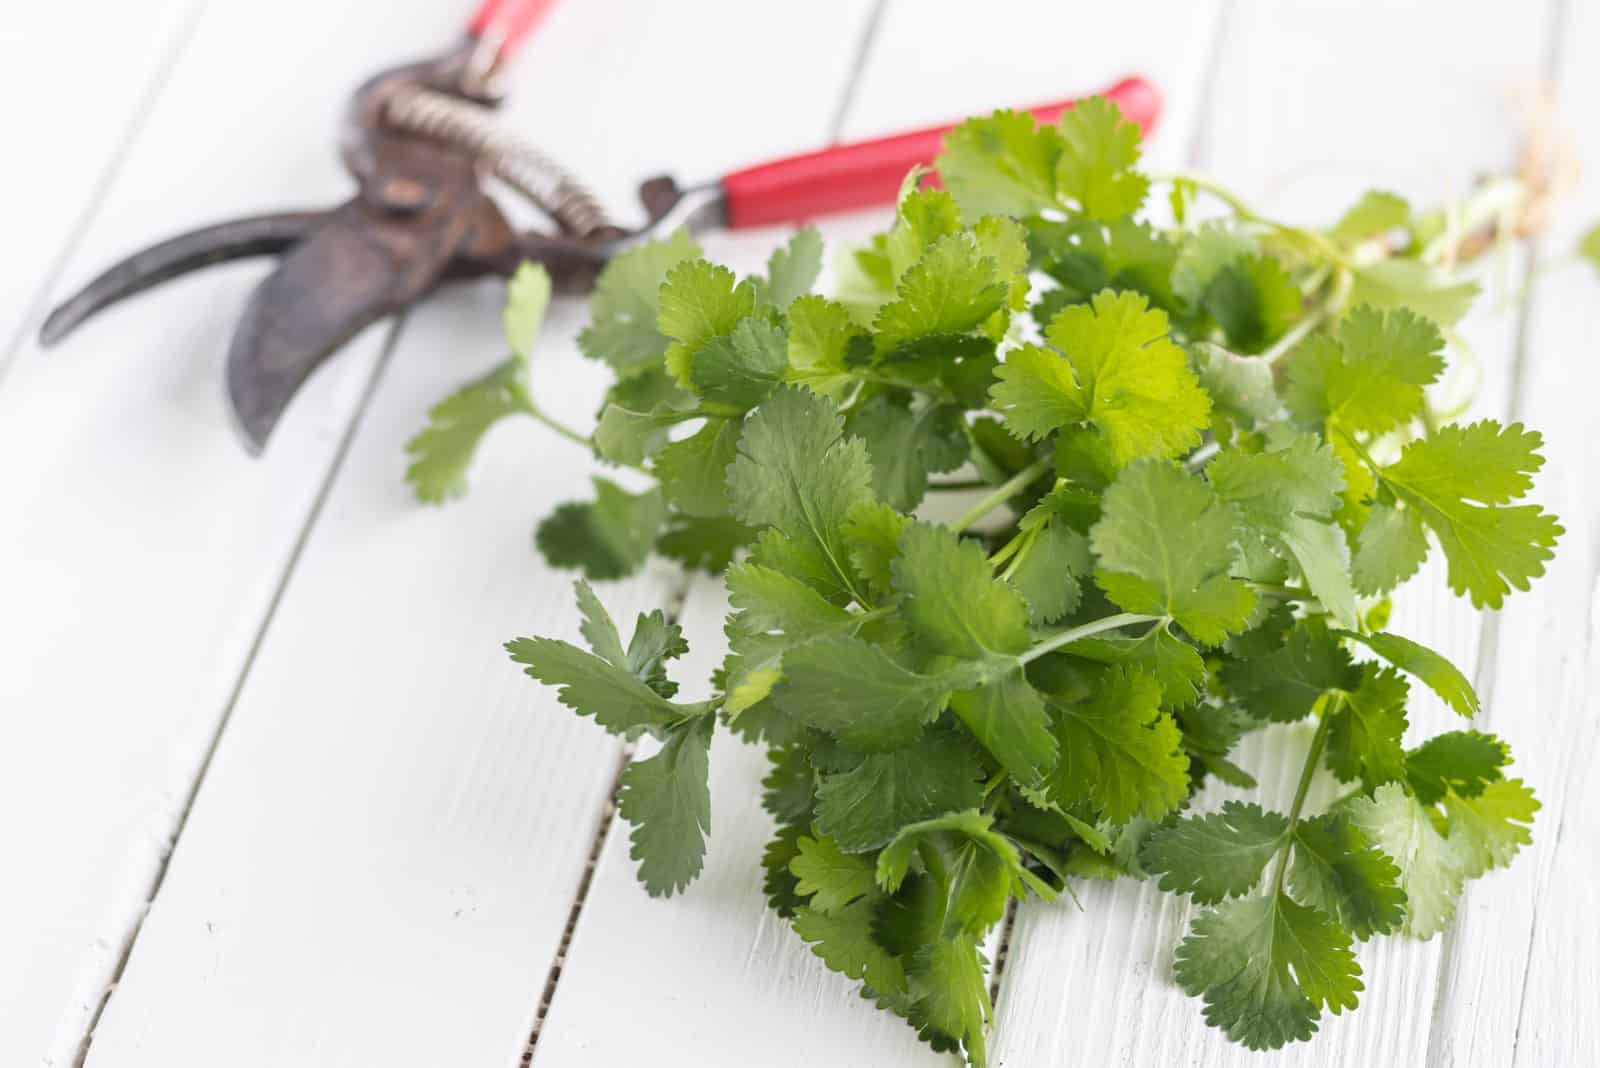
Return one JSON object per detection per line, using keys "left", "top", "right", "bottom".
{"left": 0, "top": 2, "right": 461, "bottom": 1064}
{"left": 1, "top": 1, "right": 1594, "bottom": 1066}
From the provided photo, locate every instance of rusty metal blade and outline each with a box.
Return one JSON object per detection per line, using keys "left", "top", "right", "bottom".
{"left": 39, "top": 213, "right": 327, "bottom": 346}
{"left": 225, "top": 206, "right": 411, "bottom": 453}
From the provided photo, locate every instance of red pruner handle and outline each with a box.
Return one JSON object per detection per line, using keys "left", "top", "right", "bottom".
{"left": 721, "top": 76, "right": 1161, "bottom": 230}
{"left": 468, "top": 0, "right": 560, "bottom": 67}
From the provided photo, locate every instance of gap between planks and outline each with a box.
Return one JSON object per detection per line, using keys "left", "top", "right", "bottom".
{"left": 517, "top": 3, "right": 891, "bottom": 1058}
{"left": 65, "top": 314, "right": 411, "bottom": 1068}
{"left": 1424, "top": 0, "right": 1572, "bottom": 1060}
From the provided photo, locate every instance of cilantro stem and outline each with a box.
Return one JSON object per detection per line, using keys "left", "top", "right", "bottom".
{"left": 998, "top": 528, "right": 1038, "bottom": 582}
{"left": 950, "top": 457, "right": 1051, "bottom": 533}
{"left": 1249, "top": 582, "right": 1315, "bottom": 601}
{"left": 1270, "top": 703, "right": 1336, "bottom": 896}
{"left": 1151, "top": 172, "right": 1355, "bottom": 269}
{"left": 1333, "top": 425, "right": 1384, "bottom": 479}
{"left": 930, "top": 477, "right": 991, "bottom": 491}
{"left": 988, "top": 529, "right": 1028, "bottom": 568}
{"left": 525, "top": 402, "right": 597, "bottom": 453}
{"left": 1019, "top": 612, "right": 1161, "bottom": 665}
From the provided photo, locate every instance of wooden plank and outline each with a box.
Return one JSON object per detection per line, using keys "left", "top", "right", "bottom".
{"left": 0, "top": 0, "right": 198, "bottom": 373}
{"left": 1427, "top": 1, "right": 1600, "bottom": 1062}
{"left": 532, "top": 5, "right": 1226, "bottom": 1064}
{"left": 0, "top": 2, "right": 464, "bottom": 1065}
{"left": 77, "top": 4, "right": 878, "bottom": 1066}
{"left": 991, "top": 2, "right": 1558, "bottom": 1065}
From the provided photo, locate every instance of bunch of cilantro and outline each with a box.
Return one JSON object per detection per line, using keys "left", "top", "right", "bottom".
{"left": 407, "top": 99, "right": 1561, "bottom": 1062}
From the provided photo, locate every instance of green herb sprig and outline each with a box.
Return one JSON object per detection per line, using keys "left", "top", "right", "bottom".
{"left": 412, "top": 98, "right": 1562, "bottom": 1062}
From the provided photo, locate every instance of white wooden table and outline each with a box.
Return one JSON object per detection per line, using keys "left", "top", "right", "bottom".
{"left": 4, "top": 2, "right": 1596, "bottom": 1065}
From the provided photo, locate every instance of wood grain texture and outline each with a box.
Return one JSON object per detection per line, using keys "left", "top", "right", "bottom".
{"left": 0, "top": 0, "right": 199, "bottom": 375}
{"left": 76, "top": 4, "right": 878, "bottom": 1066}
{"left": 532, "top": 4, "right": 1226, "bottom": 1065}
{"left": 1429, "top": 2, "right": 1600, "bottom": 1063}
{"left": 0, "top": 2, "right": 461, "bottom": 1064}
{"left": 993, "top": 2, "right": 1564, "bottom": 1065}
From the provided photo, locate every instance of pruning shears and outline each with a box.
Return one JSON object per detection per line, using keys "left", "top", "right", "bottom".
{"left": 40, "top": 0, "right": 1160, "bottom": 453}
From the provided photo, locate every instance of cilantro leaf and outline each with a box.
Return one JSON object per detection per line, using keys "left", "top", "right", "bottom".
{"left": 1007, "top": 520, "right": 1092, "bottom": 624}
{"left": 1142, "top": 801, "right": 1290, "bottom": 904}
{"left": 1203, "top": 253, "right": 1301, "bottom": 354}
{"left": 658, "top": 258, "right": 757, "bottom": 387}
{"left": 791, "top": 833, "right": 879, "bottom": 913}
{"left": 875, "top": 809, "right": 1045, "bottom": 917}
{"left": 1443, "top": 778, "right": 1537, "bottom": 878}
{"left": 405, "top": 357, "right": 531, "bottom": 503}
{"left": 535, "top": 478, "right": 666, "bottom": 580}
{"left": 654, "top": 417, "right": 741, "bottom": 516}
{"left": 1221, "top": 618, "right": 1359, "bottom": 723}
{"left": 1054, "top": 95, "right": 1149, "bottom": 221}
{"left": 1289, "top": 812, "right": 1407, "bottom": 939}
{"left": 892, "top": 522, "right": 1031, "bottom": 660}
{"left": 691, "top": 316, "right": 788, "bottom": 409}
{"left": 506, "top": 593, "right": 704, "bottom": 738}
{"left": 655, "top": 514, "right": 751, "bottom": 574}
{"left": 937, "top": 109, "right": 1061, "bottom": 219}
{"left": 1329, "top": 191, "right": 1412, "bottom": 245}
{"left": 1091, "top": 460, "right": 1256, "bottom": 644}
{"left": 723, "top": 561, "right": 855, "bottom": 716}
{"left": 906, "top": 937, "right": 993, "bottom": 1066}
{"left": 593, "top": 402, "right": 695, "bottom": 467}
{"left": 578, "top": 229, "right": 700, "bottom": 375}
{"left": 873, "top": 233, "right": 1008, "bottom": 354}
{"left": 1324, "top": 665, "right": 1409, "bottom": 790}
{"left": 1046, "top": 667, "right": 1189, "bottom": 822}
{"left": 1349, "top": 258, "right": 1479, "bottom": 327}
{"left": 1346, "top": 782, "right": 1465, "bottom": 938}
{"left": 1208, "top": 433, "right": 1356, "bottom": 626}
{"left": 889, "top": 522, "right": 1057, "bottom": 782}
{"left": 1069, "top": 621, "right": 1207, "bottom": 707}
{"left": 1380, "top": 420, "right": 1562, "bottom": 609}
{"left": 726, "top": 386, "right": 875, "bottom": 601}
{"left": 1339, "top": 629, "right": 1479, "bottom": 717}
{"left": 1284, "top": 305, "right": 1445, "bottom": 434}
{"left": 792, "top": 900, "right": 909, "bottom": 997}
{"left": 617, "top": 713, "right": 714, "bottom": 896}
{"left": 841, "top": 500, "right": 909, "bottom": 600}
{"left": 406, "top": 264, "right": 548, "bottom": 502}
{"left": 814, "top": 730, "right": 986, "bottom": 852}
{"left": 1194, "top": 342, "right": 1281, "bottom": 432}
{"left": 885, "top": 187, "right": 964, "bottom": 280}
{"left": 761, "top": 226, "right": 823, "bottom": 308}
{"left": 761, "top": 823, "right": 806, "bottom": 918}
{"left": 1172, "top": 222, "right": 1258, "bottom": 308}
{"left": 993, "top": 290, "right": 1210, "bottom": 463}
{"left": 1405, "top": 730, "right": 1507, "bottom": 804}
{"left": 948, "top": 672, "right": 1059, "bottom": 787}
{"left": 848, "top": 394, "right": 969, "bottom": 510}
{"left": 771, "top": 635, "right": 952, "bottom": 751}
{"left": 1352, "top": 499, "right": 1430, "bottom": 595}
{"left": 1580, "top": 222, "right": 1600, "bottom": 275}
{"left": 785, "top": 294, "right": 862, "bottom": 397}
{"left": 1175, "top": 892, "right": 1362, "bottom": 1050}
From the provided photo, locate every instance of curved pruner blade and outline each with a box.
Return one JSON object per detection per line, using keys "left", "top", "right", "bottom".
{"left": 225, "top": 203, "right": 417, "bottom": 453}
{"left": 39, "top": 212, "right": 327, "bottom": 347}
